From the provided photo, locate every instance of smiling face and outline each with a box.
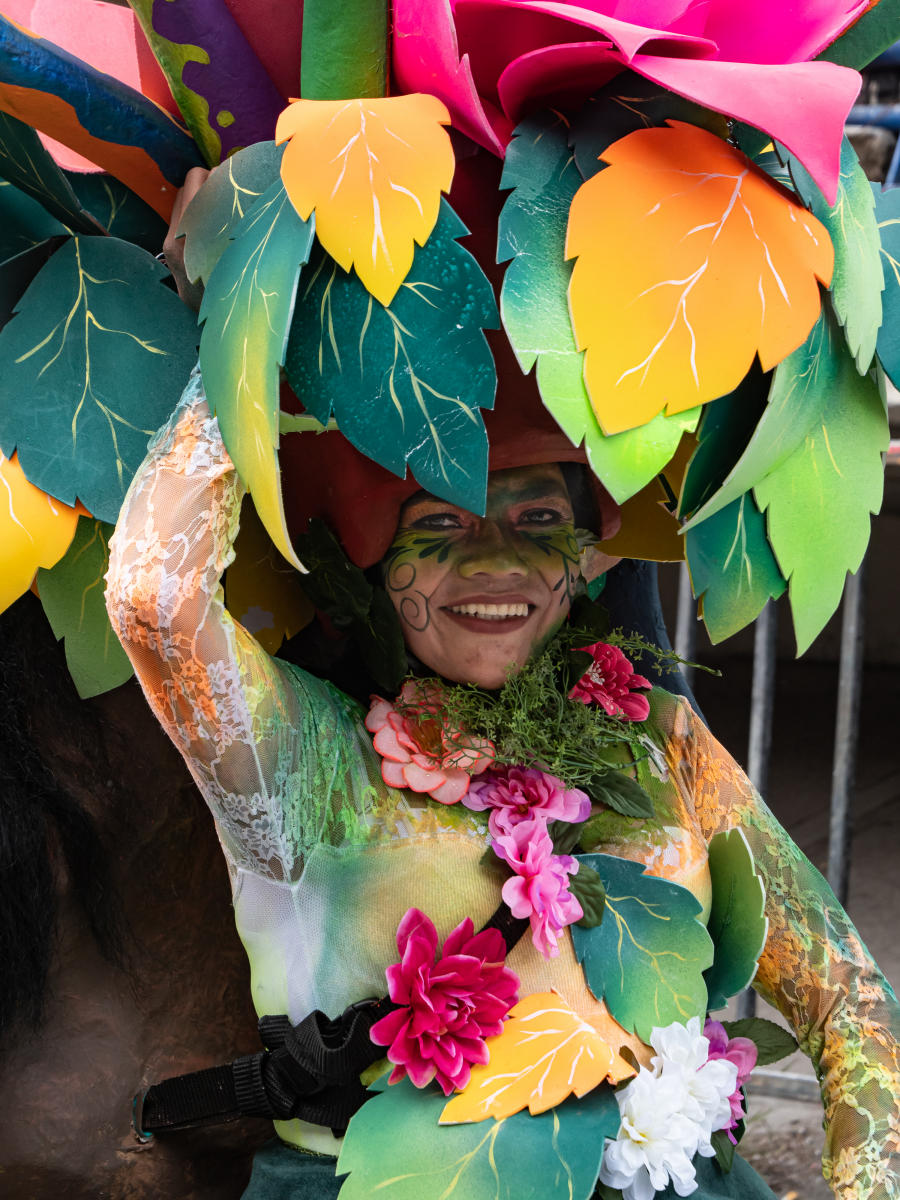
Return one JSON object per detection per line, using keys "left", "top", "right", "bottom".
{"left": 382, "top": 465, "right": 583, "bottom": 689}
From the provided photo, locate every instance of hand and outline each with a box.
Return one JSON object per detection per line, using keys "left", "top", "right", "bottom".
{"left": 162, "top": 166, "right": 210, "bottom": 311}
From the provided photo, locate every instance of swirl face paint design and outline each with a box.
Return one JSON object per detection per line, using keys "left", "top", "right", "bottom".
{"left": 382, "top": 465, "right": 582, "bottom": 689}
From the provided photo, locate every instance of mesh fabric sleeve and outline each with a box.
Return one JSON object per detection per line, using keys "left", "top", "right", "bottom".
{"left": 688, "top": 707, "right": 900, "bottom": 1200}
{"left": 105, "top": 369, "right": 344, "bottom": 883}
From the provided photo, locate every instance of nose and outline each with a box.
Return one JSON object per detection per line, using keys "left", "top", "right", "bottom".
{"left": 456, "top": 520, "right": 528, "bottom": 579}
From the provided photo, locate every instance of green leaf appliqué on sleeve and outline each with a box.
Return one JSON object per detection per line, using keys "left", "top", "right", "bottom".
{"left": 0, "top": 236, "right": 199, "bottom": 521}
{"left": 703, "top": 828, "right": 769, "bottom": 1010}
{"left": 498, "top": 111, "right": 698, "bottom": 503}
{"left": 571, "top": 853, "right": 713, "bottom": 1042}
{"left": 199, "top": 178, "right": 315, "bottom": 570}
{"left": 336, "top": 1076, "right": 617, "bottom": 1200}
{"left": 753, "top": 312, "right": 888, "bottom": 656}
{"left": 787, "top": 136, "right": 884, "bottom": 374}
{"left": 37, "top": 517, "right": 133, "bottom": 698}
{"left": 285, "top": 199, "right": 498, "bottom": 517}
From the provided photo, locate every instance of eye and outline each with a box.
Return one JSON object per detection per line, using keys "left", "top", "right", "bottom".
{"left": 518, "top": 507, "right": 569, "bottom": 526}
{"left": 410, "top": 511, "right": 465, "bottom": 530}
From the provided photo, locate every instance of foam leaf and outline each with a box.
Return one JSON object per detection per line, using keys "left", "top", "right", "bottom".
{"left": 787, "top": 136, "right": 884, "bottom": 373}
{"left": 703, "top": 828, "right": 769, "bottom": 1010}
{"left": 754, "top": 313, "right": 888, "bottom": 655}
{"left": 0, "top": 236, "right": 199, "bottom": 522}
{"left": 498, "top": 112, "right": 699, "bottom": 504}
{"left": 337, "top": 1074, "right": 617, "bottom": 1200}
{"left": 0, "top": 449, "right": 79, "bottom": 614}
{"left": 440, "top": 993, "right": 615, "bottom": 1124}
{"left": 276, "top": 94, "right": 454, "bottom": 306}
{"left": 566, "top": 122, "right": 833, "bottom": 434}
{"left": 571, "top": 853, "right": 713, "bottom": 1043}
{"left": 199, "top": 180, "right": 315, "bottom": 571}
{"left": 36, "top": 516, "right": 133, "bottom": 698}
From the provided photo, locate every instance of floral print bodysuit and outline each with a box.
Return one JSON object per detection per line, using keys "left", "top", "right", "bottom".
{"left": 105, "top": 373, "right": 900, "bottom": 1197}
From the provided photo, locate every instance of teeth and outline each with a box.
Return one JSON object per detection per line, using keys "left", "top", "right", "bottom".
{"left": 448, "top": 603, "right": 530, "bottom": 620}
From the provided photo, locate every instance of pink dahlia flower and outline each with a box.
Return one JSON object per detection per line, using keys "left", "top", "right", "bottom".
{"left": 703, "top": 1019, "right": 758, "bottom": 1143}
{"left": 365, "top": 681, "right": 494, "bottom": 804}
{"left": 463, "top": 765, "right": 591, "bottom": 837}
{"left": 568, "top": 641, "right": 651, "bottom": 721}
{"left": 370, "top": 908, "right": 519, "bottom": 1095}
{"left": 392, "top": 0, "right": 865, "bottom": 201}
{"left": 492, "top": 817, "right": 583, "bottom": 958}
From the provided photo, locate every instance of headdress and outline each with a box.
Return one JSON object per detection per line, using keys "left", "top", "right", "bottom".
{"left": 0, "top": 0, "right": 896, "bottom": 698}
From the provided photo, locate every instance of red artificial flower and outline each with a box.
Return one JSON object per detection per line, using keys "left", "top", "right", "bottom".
{"left": 370, "top": 908, "right": 519, "bottom": 1095}
{"left": 464, "top": 764, "right": 590, "bottom": 838}
{"left": 365, "top": 681, "right": 494, "bottom": 804}
{"left": 568, "top": 642, "right": 651, "bottom": 721}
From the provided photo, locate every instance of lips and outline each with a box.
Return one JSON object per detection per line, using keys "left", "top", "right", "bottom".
{"left": 441, "top": 595, "right": 536, "bottom": 633}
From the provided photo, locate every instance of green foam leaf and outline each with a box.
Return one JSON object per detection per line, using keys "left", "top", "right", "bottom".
{"left": 336, "top": 1076, "right": 617, "bottom": 1200}
{"left": 0, "top": 180, "right": 66, "bottom": 260}
{"left": 37, "top": 517, "right": 133, "bottom": 698}
{"left": 285, "top": 199, "right": 498, "bottom": 517}
{"left": 874, "top": 183, "right": 900, "bottom": 389}
{"left": 787, "top": 137, "right": 884, "bottom": 373}
{"left": 754, "top": 311, "right": 888, "bottom": 655}
{"left": 0, "top": 236, "right": 199, "bottom": 520}
{"left": 180, "top": 141, "right": 283, "bottom": 286}
{"left": 685, "top": 493, "right": 786, "bottom": 644}
{"left": 301, "top": 0, "right": 388, "bottom": 100}
{"left": 0, "top": 110, "right": 104, "bottom": 234}
{"left": 569, "top": 75, "right": 729, "bottom": 181}
{"left": 571, "top": 853, "right": 713, "bottom": 1042}
{"left": 65, "top": 171, "right": 168, "bottom": 255}
{"left": 703, "top": 828, "right": 769, "bottom": 1010}
{"left": 683, "top": 310, "right": 842, "bottom": 531}
{"left": 199, "top": 179, "right": 315, "bottom": 570}
{"left": 818, "top": 0, "right": 900, "bottom": 69}
{"left": 498, "top": 111, "right": 698, "bottom": 504}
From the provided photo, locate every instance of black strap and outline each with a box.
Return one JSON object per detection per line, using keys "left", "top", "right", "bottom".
{"left": 134, "top": 905, "right": 528, "bottom": 1139}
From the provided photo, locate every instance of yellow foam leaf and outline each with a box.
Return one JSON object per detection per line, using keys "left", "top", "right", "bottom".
{"left": 566, "top": 122, "right": 833, "bottom": 434}
{"left": 0, "top": 452, "right": 80, "bottom": 614}
{"left": 439, "top": 992, "right": 615, "bottom": 1124}
{"left": 276, "top": 94, "right": 454, "bottom": 306}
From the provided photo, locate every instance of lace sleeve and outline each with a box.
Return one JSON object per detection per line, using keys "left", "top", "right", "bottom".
{"left": 688, "top": 710, "right": 900, "bottom": 1200}
{"left": 105, "top": 368, "right": 310, "bottom": 882}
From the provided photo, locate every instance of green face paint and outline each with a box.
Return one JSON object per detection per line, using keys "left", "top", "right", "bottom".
{"left": 381, "top": 465, "right": 584, "bottom": 689}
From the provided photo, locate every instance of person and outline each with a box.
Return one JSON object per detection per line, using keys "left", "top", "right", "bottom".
{"left": 104, "top": 177, "right": 899, "bottom": 1200}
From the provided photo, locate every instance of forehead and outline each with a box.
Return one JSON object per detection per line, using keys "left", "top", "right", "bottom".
{"left": 402, "top": 464, "right": 570, "bottom": 516}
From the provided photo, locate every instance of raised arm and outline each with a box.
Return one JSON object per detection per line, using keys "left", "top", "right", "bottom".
{"left": 105, "top": 368, "right": 307, "bottom": 881}
{"left": 688, "top": 712, "right": 900, "bottom": 1200}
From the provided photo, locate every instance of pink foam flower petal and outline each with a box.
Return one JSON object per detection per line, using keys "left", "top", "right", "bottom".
{"left": 391, "top": 0, "right": 510, "bottom": 154}
{"left": 629, "top": 52, "right": 859, "bottom": 203}
{"left": 364, "top": 696, "right": 395, "bottom": 732}
{"left": 402, "top": 761, "right": 446, "bottom": 793}
{"left": 372, "top": 723, "right": 410, "bottom": 761}
{"left": 700, "top": 0, "right": 870, "bottom": 67}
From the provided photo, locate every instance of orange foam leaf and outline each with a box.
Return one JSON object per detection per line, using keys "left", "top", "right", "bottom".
{"left": 439, "top": 992, "right": 615, "bottom": 1124}
{"left": 0, "top": 451, "right": 80, "bottom": 614}
{"left": 566, "top": 122, "right": 833, "bottom": 435}
{"left": 276, "top": 94, "right": 454, "bottom": 306}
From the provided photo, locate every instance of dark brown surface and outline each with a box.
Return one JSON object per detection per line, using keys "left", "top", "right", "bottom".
{"left": 0, "top": 618, "right": 270, "bottom": 1199}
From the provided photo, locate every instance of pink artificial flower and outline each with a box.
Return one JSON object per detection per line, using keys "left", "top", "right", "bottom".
{"left": 568, "top": 641, "right": 651, "bottom": 721}
{"left": 365, "top": 681, "right": 494, "bottom": 804}
{"left": 370, "top": 908, "right": 519, "bottom": 1095}
{"left": 492, "top": 818, "right": 583, "bottom": 958}
{"left": 704, "top": 1019, "right": 758, "bottom": 1143}
{"left": 464, "top": 765, "right": 591, "bottom": 837}
{"left": 392, "top": 0, "right": 865, "bottom": 201}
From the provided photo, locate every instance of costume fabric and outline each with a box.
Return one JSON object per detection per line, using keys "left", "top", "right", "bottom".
{"left": 105, "top": 373, "right": 900, "bottom": 1198}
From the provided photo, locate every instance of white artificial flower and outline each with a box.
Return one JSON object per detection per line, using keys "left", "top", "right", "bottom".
{"left": 650, "top": 1017, "right": 738, "bottom": 1152}
{"left": 598, "top": 1068, "right": 702, "bottom": 1200}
